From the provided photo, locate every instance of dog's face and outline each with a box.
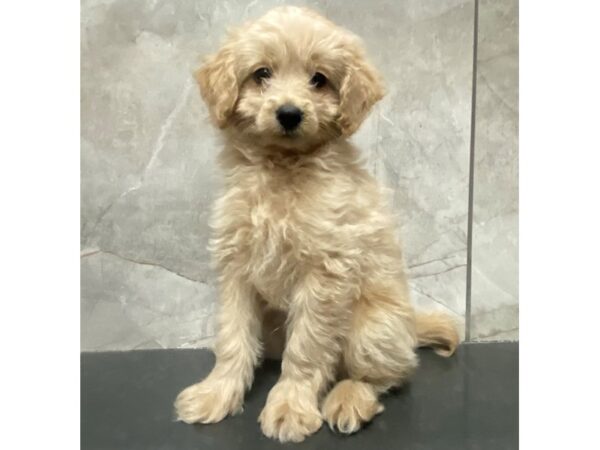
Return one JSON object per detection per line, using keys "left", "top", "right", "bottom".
{"left": 196, "top": 7, "right": 384, "bottom": 151}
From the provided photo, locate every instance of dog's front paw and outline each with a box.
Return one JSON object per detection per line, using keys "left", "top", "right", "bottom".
{"left": 174, "top": 377, "right": 244, "bottom": 424}
{"left": 258, "top": 381, "right": 323, "bottom": 442}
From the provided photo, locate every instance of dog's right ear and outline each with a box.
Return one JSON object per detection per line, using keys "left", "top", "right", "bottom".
{"left": 194, "top": 45, "right": 239, "bottom": 129}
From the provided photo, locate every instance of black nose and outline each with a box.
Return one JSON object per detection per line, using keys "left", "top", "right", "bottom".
{"left": 276, "top": 104, "right": 303, "bottom": 131}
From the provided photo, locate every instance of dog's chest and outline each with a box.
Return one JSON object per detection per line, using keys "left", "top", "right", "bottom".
{"left": 226, "top": 167, "right": 321, "bottom": 306}
{"left": 244, "top": 185, "right": 304, "bottom": 305}
{"left": 216, "top": 163, "right": 348, "bottom": 307}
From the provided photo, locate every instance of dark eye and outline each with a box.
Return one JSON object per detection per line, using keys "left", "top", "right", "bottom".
{"left": 310, "top": 72, "right": 327, "bottom": 88}
{"left": 253, "top": 67, "right": 271, "bottom": 83}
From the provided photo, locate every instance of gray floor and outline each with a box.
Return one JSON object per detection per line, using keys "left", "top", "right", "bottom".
{"left": 81, "top": 342, "right": 518, "bottom": 449}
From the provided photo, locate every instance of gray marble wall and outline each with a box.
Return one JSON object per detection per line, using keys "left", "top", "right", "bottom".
{"left": 470, "top": 0, "right": 518, "bottom": 341}
{"left": 81, "top": 0, "right": 518, "bottom": 350}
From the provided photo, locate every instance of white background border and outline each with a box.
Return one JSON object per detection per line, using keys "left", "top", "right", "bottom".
{"left": 521, "top": 0, "right": 599, "bottom": 448}
{"left": 1, "top": 1, "right": 80, "bottom": 448}
{"left": 1, "top": 0, "right": 600, "bottom": 448}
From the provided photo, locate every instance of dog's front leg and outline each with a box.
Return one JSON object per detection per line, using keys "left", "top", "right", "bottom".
{"left": 175, "top": 271, "right": 262, "bottom": 424}
{"left": 259, "top": 270, "right": 353, "bottom": 442}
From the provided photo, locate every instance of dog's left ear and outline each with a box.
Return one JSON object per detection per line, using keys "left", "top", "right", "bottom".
{"left": 338, "top": 44, "right": 385, "bottom": 136}
{"left": 194, "top": 45, "right": 239, "bottom": 129}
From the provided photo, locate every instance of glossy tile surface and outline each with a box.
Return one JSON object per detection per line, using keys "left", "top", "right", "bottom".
{"left": 81, "top": 343, "right": 518, "bottom": 449}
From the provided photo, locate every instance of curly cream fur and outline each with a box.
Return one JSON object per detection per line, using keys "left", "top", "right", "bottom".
{"left": 175, "top": 6, "right": 459, "bottom": 443}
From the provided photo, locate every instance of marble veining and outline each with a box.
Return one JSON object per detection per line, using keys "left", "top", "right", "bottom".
{"left": 470, "top": 0, "right": 518, "bottom": 340}
{"left": 80, "top": 0, "right": 517, "bottom": 350}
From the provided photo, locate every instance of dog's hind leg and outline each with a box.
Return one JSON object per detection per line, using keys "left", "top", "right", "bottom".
{"left": 322, "top": 279, "right": 419, "bottom": 434}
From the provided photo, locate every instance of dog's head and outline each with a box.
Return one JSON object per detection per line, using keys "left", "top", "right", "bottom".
{"left": 195, "top": 6, "right": 384, "bottom": 151}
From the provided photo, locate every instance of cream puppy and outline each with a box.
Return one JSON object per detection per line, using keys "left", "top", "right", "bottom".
{"left": 174, "top": 6, "right": 459, "bottom": 443}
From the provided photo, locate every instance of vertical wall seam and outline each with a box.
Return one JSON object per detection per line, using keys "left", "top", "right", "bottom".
{"left": 465, "top": 0, "right": 479, "bottom": 342}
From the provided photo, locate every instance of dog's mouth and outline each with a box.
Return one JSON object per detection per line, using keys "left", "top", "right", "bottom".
{"left": 267, "top": 129, "right": 313, "bottom": 151}
{"left": 281, "top": 130, "right": 298, "bottom": 138}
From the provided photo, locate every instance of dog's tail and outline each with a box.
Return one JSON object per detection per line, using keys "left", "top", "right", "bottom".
{"left": 415, "top": 312, "right": 460, "bottom": 357}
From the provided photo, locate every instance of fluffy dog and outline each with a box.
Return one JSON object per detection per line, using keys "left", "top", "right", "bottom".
{"left": 175, "top": 6, "right": 459, "bottom": 443}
